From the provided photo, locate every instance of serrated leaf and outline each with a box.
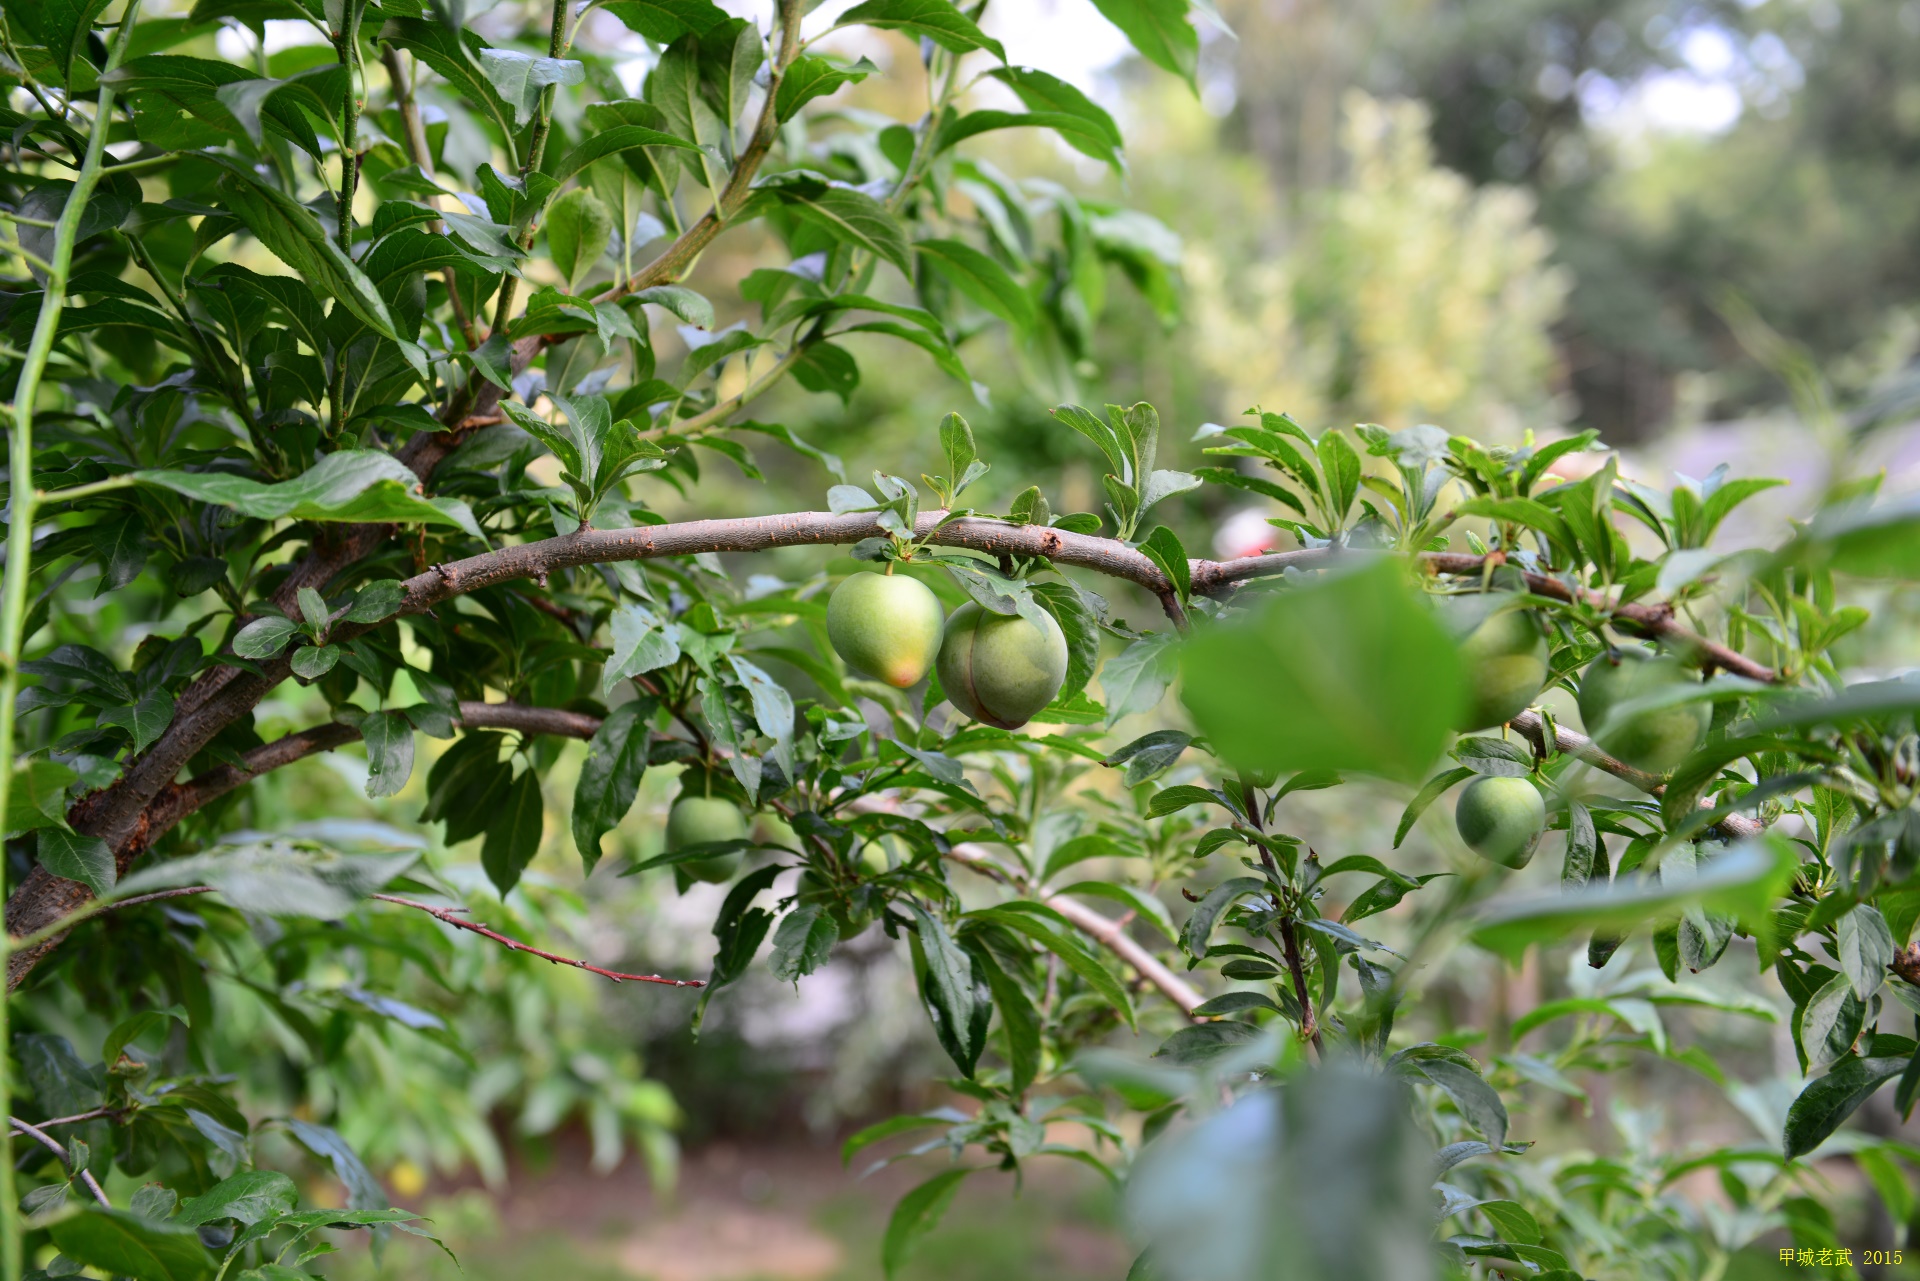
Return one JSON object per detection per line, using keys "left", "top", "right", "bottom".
{"left": 137, "top": 452, "right": 480, "bottom": 536}
{"left": 770, "top": 905, "right": 839, "bottom": 981}
{"left": 572, "top": 699, "right": 652, "bottom": 873}
{"left": 37, "top": 827, "right": 115, "bottom": 896}
{"left": 842, "top": 0, "right": 1006, "bottom": 59}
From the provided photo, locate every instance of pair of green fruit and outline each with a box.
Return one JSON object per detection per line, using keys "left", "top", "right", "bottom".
{"left": 1451, "top": 603, "right": 1709, "bottom": 867}
{"left": 825, "top": 571, "right": 1069, "bottom": 731}
{"left": 1449, "top": 599, "right": 1710, "bottom": 771}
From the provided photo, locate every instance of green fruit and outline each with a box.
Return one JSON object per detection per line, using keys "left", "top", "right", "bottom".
{"left": 936, "top": 602, "right": 1069, "bottom": 730}
{"left": 827, "top": 571, "right": 945, "bottom": 688}
{"left": 1449, "top": 603, "right": 1549, "bottom": 731}
{"left": 1454, "top": 775, "right": 1546, "bottom": 868}
{"left": 666, "top": 796, "right": 747, "bottom": 883}
{"left": 1577, "top": 648, "right": 1708, "bottom": 774}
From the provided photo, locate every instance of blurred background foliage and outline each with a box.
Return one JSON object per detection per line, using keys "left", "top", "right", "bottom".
{"left": 14, "top": 0, "right": 1920, "bottom": 1276}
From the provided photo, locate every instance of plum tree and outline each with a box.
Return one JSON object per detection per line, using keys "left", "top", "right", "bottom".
{"left": 1445, "top": 598, "right": 1550, "bottom": 731}
{"left": 936, "top": 603, "right": 1070, "bottom": 730}
{"left": 1453, "top": 775, "right": 1547, "bottom": 868}
{"left": 826, "top": 572, "right": 946, "bottom": 689}
{"left": 1577, "top": 647, "right": 1710, "bottom": 773}
{"left": 666, "top": 796, "right": 747, "bottom": 884}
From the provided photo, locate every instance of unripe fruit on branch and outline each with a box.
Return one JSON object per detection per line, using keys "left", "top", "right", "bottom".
{"left": 937, "top": 602, "right": 1069, "bottom": 730}
{"left": 1454, "top": 775, "right": 1546, "bottom": 868}
{"left": 827, "top": 571, "right": 945, "bottom": 688}
{"left": 1444, "top": 600, "right": 1550, "bottom": 731}
{"left": 1576, "top": 647, "right": 1708, "bottom": 774}
{"left": 666, "top": 795, "right": 747, "bottom": 883}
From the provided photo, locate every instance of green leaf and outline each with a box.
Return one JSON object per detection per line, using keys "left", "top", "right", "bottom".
{"left": 1102, "top": 729, "right": 1191, "bottom": 788}
{"left": 546, "top": 187, "right": 614, "bottom": 293}
{"left": 289, "top": 644, "right": 339, "bottom": 680}
{"left": 47, "top": 1208, "right": 212, "bottom": 1281}
{"left": 603, "top": 603, "right": 682, "bottom": 692}
{"left": 98, "top": 688, "right": 175, "bottom": 754}
{"left": 211, "top": 161, "right": 404, "bottom": 347}
{"left": 971, "top": 944, "right": 1041, "bottom": 1094}
{"left": 777, "top": 180, "right": 913, "bottom": 275}
{"left": 1469, "top": 835, "right": 1801, "bottom": 962}
{"left": 1180, "top": 559, "right": 1468, "bottom": 784}
{"left": 1146, "top": 784, "right": 1222, "bottom": 818}
{"left": 5, "top": 759, "right": 75, "bottom": 838}
{"left": 841, "top": 0, "right": 1006, "bottom": 60}
{"left": 1190, "top": 991, "right": 1286, "bottom": 1018}
{"left": 602, "top": 0, "right": 731, "bottom": 41}
{"left": 1087, "top": 0, "right": 1198, "bottom": 83}
{"left": 137, "top": 451, "right": 481, "bottom": 536}
{"left": 1784, "top": 1056, "right": 1909, "bottom": 1159}
{"left": 1406, "top": 1058, "right": 1507, "bottom": 1150}
{"left": 37, "top": 827, "right": 115, "bottom": 896}
{"left": 882, "top": 1167, "right": 973, "bottom": 1279}
{"left": 1315, "top": 428, "right": 1361, "bottom": 526}
{"left": 1179, "top": 877, "right": 1266, "bottom": 959}
{"left": 1477, "top": 1200, "right": 1543, "bottom": 1246}
{"left": 11, "top": 0, "right": 112, "bottom": 83}
{"left": 282, "top": 1118, "right": 388, "bottom": 1212}
{"left": 378, "top": 19, "right": 515, "bottom": 136}
{"left": 1562, "top": 800, "right": 1600, "bottom": 886}
{"left": 547, "top": 123, "right": 700, "bottom": 188}
{"left": 775, "top": 54, "right": 876, "bottom": 122}
{"left": 1394, "top": 767, "right": 1473, "bottom": 848}
{"left": 232, "top": 615, "right": 299, "bottom": 659}
{"left": 359, "top": 711, "right": 415, "bottom": 799}
{"left": 1801, "top": 972, "right": 1865, "bottom": 1070}
{"left": 478, "top": 48, "right": 585, "bottom": 128}
{"left": 175, "top": 1171, "right": 298, "bottom": 1227}
{"left": 345, "top": 580, "right": 406, "bottom": 624}
{"left": 1101, "top": 631, "right": 1178, "bottom": 728}
{"left": 571, "top": 699, "right": 653, "bottom": 873}
{"left": 115, "top": 838, "right": 419, "bottom": 919}
{"left": 984, "top": 66, "right": 1123, "bottom": 164}
{"left": 1838, "top": 904, "right": 1895, "bottom": 1002}
{"left": 1154, "top": 1021, "right": 1261, "bottom": 1065}
{"left": 910, "top": 905, "right": 988, "bottom": 1076}
{"left": 482, "top": 768, "right": 546, "bottom": 896}
{"left": 770, "top": 905, "right": 839, "bottom": 981}
{"left": 965, "top": 904, "right": 1135, "bottom": 1028}
{"left": 1137, "top": 525, "right": 1190, "bottom": 604}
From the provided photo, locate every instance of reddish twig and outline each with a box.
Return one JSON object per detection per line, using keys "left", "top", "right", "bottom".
{"left": 11, "top": 1116, "right": 109, "bottom": 1206}
{"left": 370, "top": 894, "right": 703, "bottom": 987}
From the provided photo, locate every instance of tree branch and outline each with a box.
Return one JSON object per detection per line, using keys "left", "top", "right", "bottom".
{"left": 368, "top": 894, "right": 702, "bottom": 987}
{"left": 9, "top": 1117, "right": 108, "bottom": 1206}
{"left": 12, "top": 512, "right": 1781, "bottom": 987}
{"left": 1507, "top": 708, "right": 1765, "bottom": 840}
{"left": 945, "top": 844, "right": 1204, "bottom": 1018}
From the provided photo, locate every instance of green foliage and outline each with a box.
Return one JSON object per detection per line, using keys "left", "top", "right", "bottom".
{"left": 3, "top": 2, "right": 1920, "bottom": 1280}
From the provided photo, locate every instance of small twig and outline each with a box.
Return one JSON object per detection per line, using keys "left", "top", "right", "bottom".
{"left": 369, "top": 894, "right": 703, "bottom": 987}
{"left": 32, "top": 1106, "right": 122, "bottom": 1129}
{"left": 10, "top": 1117, "right": 109, "bottom": 1206}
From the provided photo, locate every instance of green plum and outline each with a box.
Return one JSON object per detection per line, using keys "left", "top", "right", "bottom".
{"left": 1444, "top": 599, "right": 1550, "bottom": 731}
{"left": 827, "top": 571, "right": 945, "bottom": 688}
{"left": 666, "top": 795, "right": 747, "bottom": 883}
{"left": 1454, "top": 775, "right": 1546, "bottom": 868}
{"left": 1577, "top": 648, "right": 1708, "bottom": 774}
{"left": 936, "top": 602, "right": 1069, "bottom": 730}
